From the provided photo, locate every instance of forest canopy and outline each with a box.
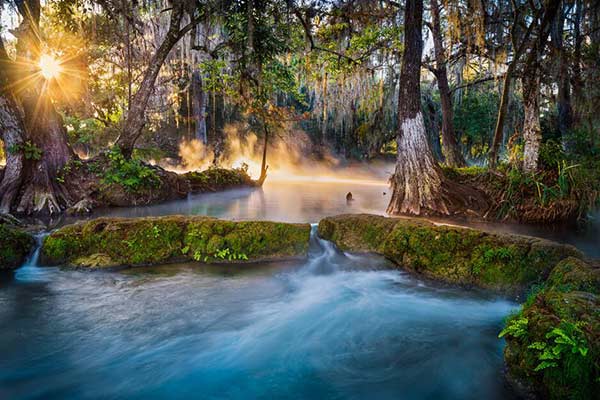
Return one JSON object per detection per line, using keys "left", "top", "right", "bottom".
{"left": 0, "top": 0, "right": 598, "bottom": 218}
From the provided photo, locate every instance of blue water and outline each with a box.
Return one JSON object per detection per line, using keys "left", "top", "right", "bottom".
{"left": 0, "top": 224, "right": 519, "bottom": 400}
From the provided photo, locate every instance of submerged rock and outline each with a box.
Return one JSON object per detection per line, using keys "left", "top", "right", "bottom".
{"left": 318, "top": 214, "right": 600, "bottom": 398}
{"left": 41, "top": 216, "right": 311, "bottom": 268}
{"left": 0, "top": 224, "right": 34, "bottom": 270}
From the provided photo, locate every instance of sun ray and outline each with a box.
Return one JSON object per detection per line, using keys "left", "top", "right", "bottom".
{"left": 38, "top": 54, "right": 62, "bottom": 80}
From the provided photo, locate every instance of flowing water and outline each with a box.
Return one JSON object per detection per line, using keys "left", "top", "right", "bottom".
{"left": 2, "top": 176, "right": 597, "bottom": 399}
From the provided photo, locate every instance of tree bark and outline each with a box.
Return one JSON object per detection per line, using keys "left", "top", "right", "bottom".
{"left": 0, "top": 0, "right": 74, "bottom": 215}
{"left": 551, "top": 4, "right": 572, "bottom": 140}
{"left": 191, "top": 70, "right": 208, "bottom": 144}
{"left": 257, "top": 124, "right": 269, "bottom": 186}
{"left": 488, "top": 63, "right": 514, "bottom": 169}
{"left": 521, "top": 0, "right": 561, "bottom": 172}
{"left": 116, "top": 3, "right": 188, "bottom": 158}
{"left": 522, "top": 72, "right": 542, "bottom": 172}
{"left": 0, "top": 93, "right": 25, "bottom": 214}
{"left": 430, "top": 0, "right": 465, "bottom": 167}
{"left": 387, "top": 0, "right": 487, "bottom": 216}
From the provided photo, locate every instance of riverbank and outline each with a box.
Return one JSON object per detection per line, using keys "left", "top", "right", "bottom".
{"left": 319, "top": 214, "right": 600, "bottom": 399}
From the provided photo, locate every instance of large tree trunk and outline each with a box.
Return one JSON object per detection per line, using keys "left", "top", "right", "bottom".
{"left": 387, "top": 0, "right": 487, "bottom": 216}
{"left": 0, "top": 0, "right": 74, "bottom": 215}
{"left": 521, "top": 0, "right": 561, "bottom": 172}
{"left": 430, "top": 0, "right": 465, "bottom": 167}
{"left": 0, "top": 93, "right": 25, "bottom": 214}
{"left": 0, "top": 34, "right": 25, "bottom": 214}
{"left": 116, "top": 3, "right": 187, "bottom": 158}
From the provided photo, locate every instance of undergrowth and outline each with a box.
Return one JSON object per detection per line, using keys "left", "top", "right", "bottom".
{"left": 99, "top": 146, "right": 160, "bottom": 191}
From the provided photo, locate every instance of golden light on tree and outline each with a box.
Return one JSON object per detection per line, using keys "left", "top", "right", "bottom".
{"left": 38, "top": 54, "right": 63, "bottom": 80}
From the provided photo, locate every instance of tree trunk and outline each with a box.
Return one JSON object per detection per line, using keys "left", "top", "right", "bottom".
{"left": 116, "top": 3, "right": 187, "bottom": 158}
{"left": 488, "top": 64, "right": 514, "bottom": 169}
{"left": 522, "top": 72, "right": 542, "bottom": 172}
{"left": 387, "top": 0, "right": 487, "bottom": 216}
{"left": 521, "top": 0, "right": 561, "bottom": 172}
{"left": 0, "top": 0, "right": 74, "bottom": 215}
{"left": 430, "top": 0, "right": 465, "bottom": 167}
{"left": 257, "top": 124, "right": 269, "bottom": 186}
{"left": 571, "top": 0, "right": 583, "bottom": 124}
{"left": 551, "top": 5, "right": 572, "bottom": 140}
{"left": 191, "top": 70, "right": 208, "bottom": 144}
{"left": 0, "top": 93, "right": 25, "bottom": 214}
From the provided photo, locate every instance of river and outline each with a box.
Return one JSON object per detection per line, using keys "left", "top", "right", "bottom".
{"left": 2, "top": 177, "right": 598, "bottom": 399}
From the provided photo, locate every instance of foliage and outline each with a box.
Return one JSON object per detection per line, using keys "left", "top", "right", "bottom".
{"left": 101, "top": 147, "right": 160, "bottom": 191}
{"left": 191, "top": 247, "right": 249, "bottom": 263}
{"left": 499, "top": 316, "right": 529, "bottom": 339}
{"left": 8, "top": 141, "right": 43, "bottom": 160}
{"left": 56, "top": 158, "right": 84, "bottom": 183}
{"left": 528, "top": 321, "right": 589, "bottom": 372}
{"left": 0, "top": 224, "right": 34, "bottom": 269}
{"left": 452, "top": 88, "right": 500, "bottom": 159}
{"left": 63, "top": 115, "right": 104, "bottom": 145}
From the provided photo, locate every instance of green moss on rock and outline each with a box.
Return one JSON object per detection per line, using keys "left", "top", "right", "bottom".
{"left": 502, "top": 287, "right": 600, "bottom": 400}
{"left": 318, "top": 214, "right": 581, "bottom": 292}
{"left": 318, "top": 214, "right": 600, "bottom": 398}
{"left": 546, "top": 257, "right": 600, "bottom": 294}
{"left": 318, "top": 214, "right": 400, "bottom": 253}
{"left": 0, "top": 224, "right": 34, "bottom": 270}
{"left": 184, "top": 166, "right": 254, "bottom": 192}
{"left": 184, "top": 220, "right": 310, "bottom": 262}
{"left": 41, "top": 216, "right": 310, "bottom": 268}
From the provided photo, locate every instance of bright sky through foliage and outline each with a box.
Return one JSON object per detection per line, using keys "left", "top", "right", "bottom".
{"left": 38, "top": 54, "right": 62, "bottom": 80}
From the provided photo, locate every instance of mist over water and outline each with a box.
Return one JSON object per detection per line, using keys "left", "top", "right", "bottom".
{"left": 67, "top": 178, "right": 392, "bottom": 224}
{"left": 0, "top": 228, "right": 519, "bottom": 400}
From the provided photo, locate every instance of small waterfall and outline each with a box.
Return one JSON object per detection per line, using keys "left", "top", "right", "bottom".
{"left": 15, "top": 232, "right": 49, "bottom": 282}
{"left": 304, "top": 224, "right": 347, "bottom": 275}
{"left": 25, "top": 233, "right": 46, "bottom": 267}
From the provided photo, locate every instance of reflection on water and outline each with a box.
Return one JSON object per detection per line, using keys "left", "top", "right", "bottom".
{"left": 65, "top": 180, "right": 391, "bottom": 224}
{"left": 61, "top": 178, "right": 600, "bottom": 258}
{"left": 0, "top": 229, "right": 519, "bottom": 400}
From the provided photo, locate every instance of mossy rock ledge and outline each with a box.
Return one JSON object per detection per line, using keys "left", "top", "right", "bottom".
{"left": 0, "top": 224, "right": 34, "bottom": 270}
{"left": 318, "top": 214, "right": 600, "bottom": 399}
{"left": 41, "top": 216, "right": 311, "bottom": 268}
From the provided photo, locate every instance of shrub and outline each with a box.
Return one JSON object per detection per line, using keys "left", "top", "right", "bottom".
{"left": 101, "top": 146, "right": 160, "bottom": 191}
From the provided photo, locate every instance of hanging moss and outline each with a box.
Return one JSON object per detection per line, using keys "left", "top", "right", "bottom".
{"left": 41, "top": 216, "right": 310, "bottom": 268}
{"left": 0, "top": 224, "right": 34, "bottom": 270}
